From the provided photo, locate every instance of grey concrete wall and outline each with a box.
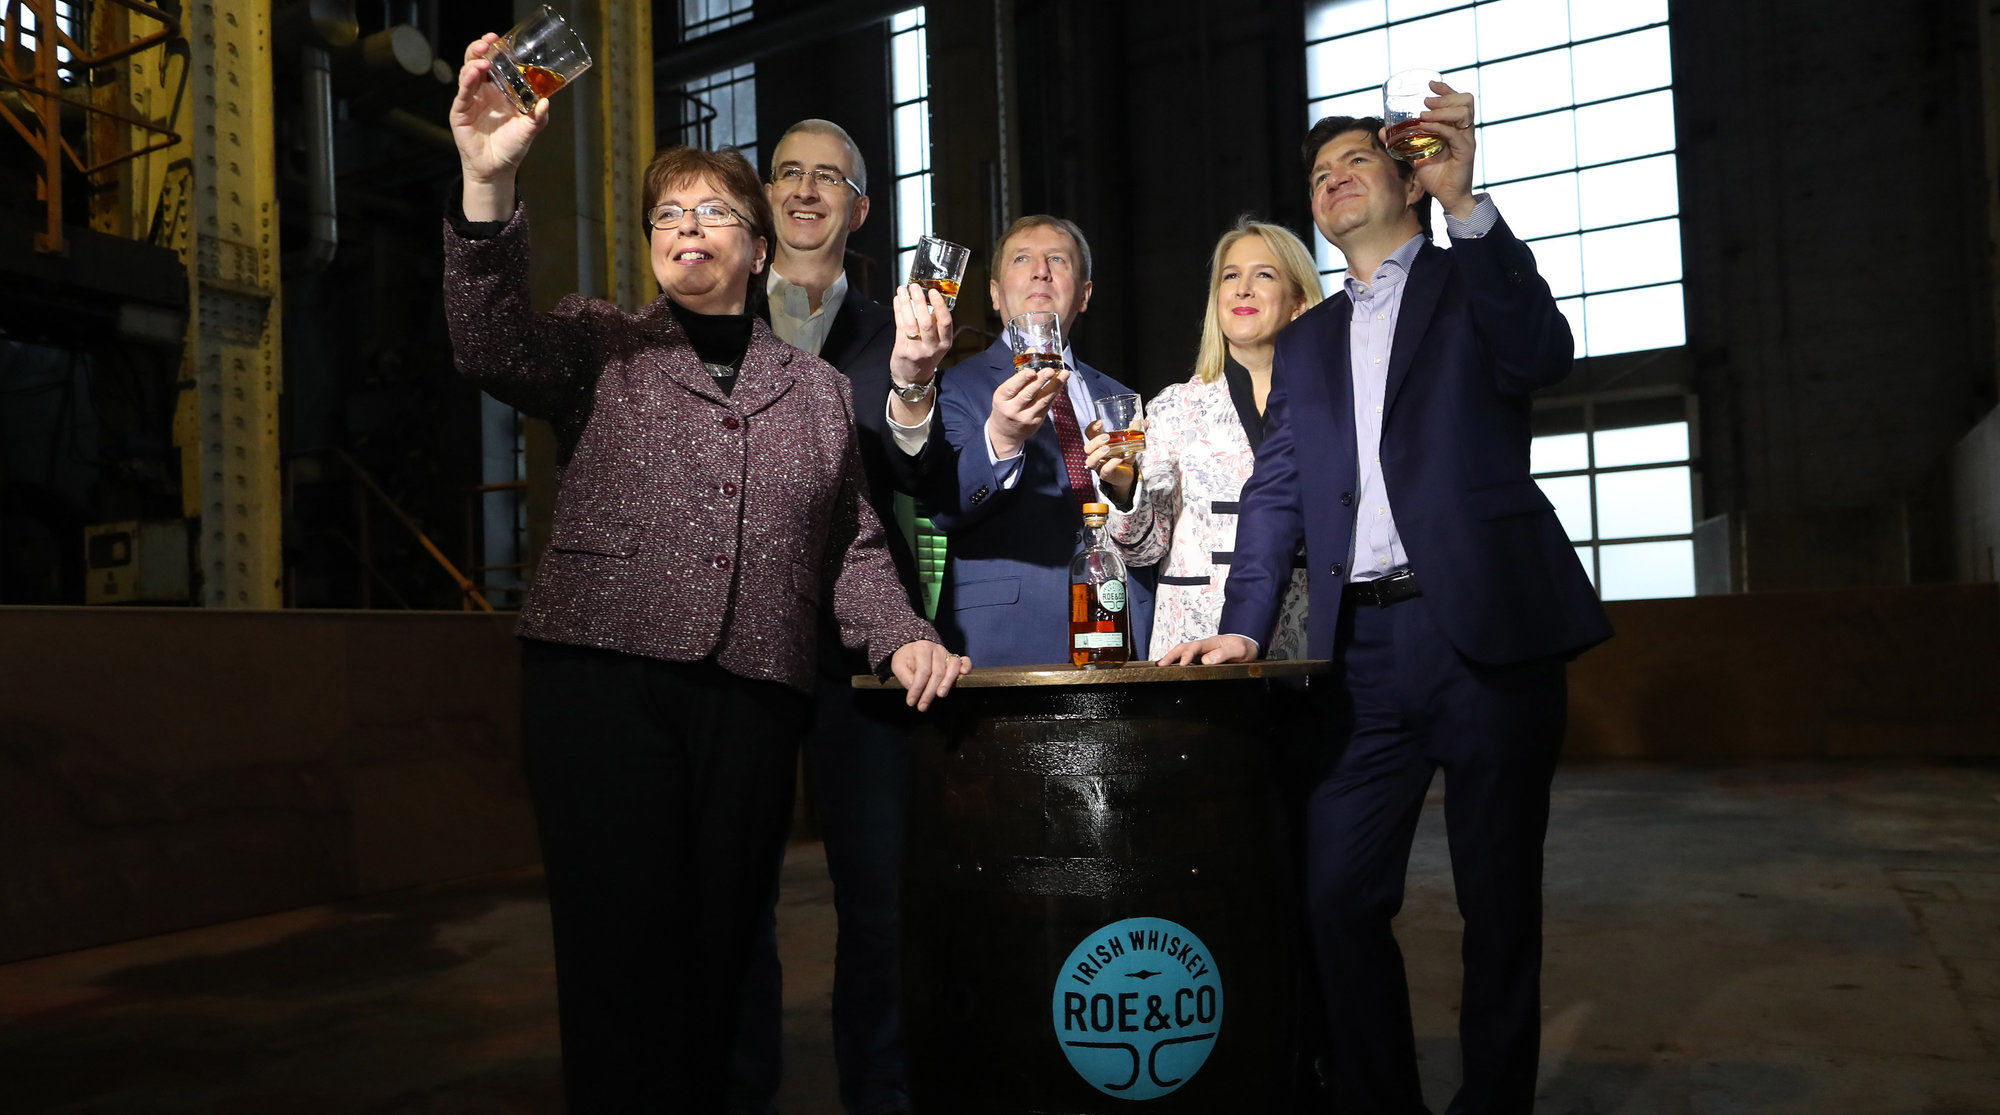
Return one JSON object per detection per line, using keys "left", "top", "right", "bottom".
{"left": 0, "top": 609, "right": 532, "bottom": 964}
{"left": 1676, "top": 0, "right": 1997, "bottom": 571}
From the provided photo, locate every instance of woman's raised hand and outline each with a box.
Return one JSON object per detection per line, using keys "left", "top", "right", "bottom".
{"left": 450, "top": 34, "right": 549, "bottom": 207}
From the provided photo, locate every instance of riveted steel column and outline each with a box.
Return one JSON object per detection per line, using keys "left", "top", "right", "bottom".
{"left": 186, "top": 0, "right": 283, "bottom": 608}
{"left": 599, "top": 0, "right": 654, "bottom": 311}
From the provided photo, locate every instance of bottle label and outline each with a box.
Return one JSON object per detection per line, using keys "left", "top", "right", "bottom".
{"left": 1097, "top": 579, "right": 1127, "bottom": 613}
{"left": 1074, "top": 632, "right": 1124, "bottom": 649}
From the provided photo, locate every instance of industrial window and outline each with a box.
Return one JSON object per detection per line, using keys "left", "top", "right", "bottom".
{"left": 888, "top": 8, "right": 932, "bottom": 284}
{"left": 0, "top": 1, "right": 79, "bottom": 81}
{"left": 680, "top": 0, "right": 756, "bottom": 161}
{"left": 1531, "top": 395, "right": 1697, "bottom": 599}
{"left": 1303, "top": 0, "right": 1683, "bottom": 359}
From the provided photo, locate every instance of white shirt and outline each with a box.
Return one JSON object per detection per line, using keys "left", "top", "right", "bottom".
{"left": 766, "top": 267, "right": 847, "bottom": 356}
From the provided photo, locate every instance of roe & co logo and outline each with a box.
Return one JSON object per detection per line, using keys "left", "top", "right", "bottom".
{"left": 1050, "top": 916, "right": 1223, "bottom": 1100}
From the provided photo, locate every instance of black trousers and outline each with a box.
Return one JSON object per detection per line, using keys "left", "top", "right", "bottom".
{"left": 522, "top": 639, "right": 811, "bottom": 1114}
{"left": 1306, "top": 592, "right": 1567, "bottom": 1115}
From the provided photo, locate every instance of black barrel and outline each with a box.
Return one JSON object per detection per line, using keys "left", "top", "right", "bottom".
{"left": 867, "top": 662, "right": 1327, "bottom": 1113}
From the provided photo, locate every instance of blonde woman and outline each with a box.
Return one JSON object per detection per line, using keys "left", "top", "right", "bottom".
{"left": 1086, "top": 218, "right": 1323, "bottom": 658}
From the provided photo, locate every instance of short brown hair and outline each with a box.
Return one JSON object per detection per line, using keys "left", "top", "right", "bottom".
{"left": 1301, "top": 115, "right": 1433, "bottom": 240}
{"left": 991, "top": 215, "right": 1093, "bottom": 285}
{"left": 641, "top": 145, "right": 775, "bottom": 252}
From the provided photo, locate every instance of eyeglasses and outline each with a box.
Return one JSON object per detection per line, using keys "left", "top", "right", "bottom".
{"left": 771, "top": 165, "right": 861, "bottom": 194}
{"left": 645, "top": 201, "right": 750, "bottom": 231}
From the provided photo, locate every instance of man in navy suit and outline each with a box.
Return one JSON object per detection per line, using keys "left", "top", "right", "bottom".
{"left": 1163, "top": 88, "right": 1612, "bottom": 1114}
{"left": 906, "top": 215, "right": 1154, "bottom": 667}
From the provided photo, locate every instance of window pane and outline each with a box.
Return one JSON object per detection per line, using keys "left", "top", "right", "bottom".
{"left": 1476, "top": 0, "right": 1571, "bottom": 61}
{"left": 894, "top": 102, "right": 928, "bottom": 175}
{"left": 1483, "top": 172, "right": 1578, "bottom": 239}
{"left": 892, "top": 7, "right": 921, "bottom": 32}
{"left": 892, "top": 32, "right": 925, "bottom": 103}
{"left": 1532, "top": 431, "right": 1589, "bottom": 473}
{"left": 1572, "top": 26, "right": 1671, "bottom": 103}
{"left": 1555, "top": 296, "right": 1585, "bottom": 357}
{"left": 1528, "top": 233, "right": 1582, "bottom": 297}
{"left": 1598, "top": 539, "right": 1694, "bottom": 600}
{"left": 1578, "top": 154, "right": 1677, "bottom": 229}
{"left": 1581, "top": 218, "right": 1681, "bottom": 291}
{"left": 1571, "top": 0, "right": 1667, "bottom": 40}
{"left": 897, "top": 175, "right": 930, "bottom": 246}
{"left": 1594, "top": 421, "right": 1688, "bottom": 467}
{"left": 1576, "top": 89, "right": 1675, "bottom": 165}
{"left": 897, "top": 247, "right": 917, "bottom": 281}
{"left": 1574, "top": 545, "right": 1597, "bottom": 588}
{"left": 1536, "top": 474, "right": 1593, "bottom": 541}
{"left": 1388, "top": 0, "right": 1462, "bottom": 18}
{"left": 1308, "top": 0, "right": 1388, "bottom": 40}
{"left": 1596, "top": 465, "right": 1691, "bottom": 538}
{"left": 1583, "top": 283, "right": 1684, "bottom": 356}
{"left": 1309, "top": 29, "right": 1386, "bottom": 99}
{"left": 1482, "top": 109, "right": 1576, "bottom": 184}
{"left": 1478, "top": 49, "right": 1572, "bottom": 124}
{"left": 1308, "top": 88, "right": 1386, "bottom": 125}
{"left": 1316, "top": 235, "right": 1344, "bottom": 275}
{"left": 1389, "top": 9, "right": 1476, "bottom": 74}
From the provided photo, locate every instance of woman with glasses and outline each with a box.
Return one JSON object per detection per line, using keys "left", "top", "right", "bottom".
{"left": 443, "top": 33, "right": 968, "bottom": 1111}
{"left": 1084, "top": 218, "right": 1323, "bottom": 659}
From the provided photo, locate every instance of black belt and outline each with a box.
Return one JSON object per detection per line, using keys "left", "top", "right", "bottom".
{"left": 1345, "top": 569, "right": 1422, "bottom": 607}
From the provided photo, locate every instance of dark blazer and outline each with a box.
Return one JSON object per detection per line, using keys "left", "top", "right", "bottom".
{"left": 807, "top": 288, "right": 929, "bottom": 614}
{"left": 1219, "top": 217, "right": 1612, "bottom": 666}
{"left": 912, "top": 335, "right": 1156, "bottom": 667}
{"left": 443, "top": 208, "right": 936, "bottom": 693}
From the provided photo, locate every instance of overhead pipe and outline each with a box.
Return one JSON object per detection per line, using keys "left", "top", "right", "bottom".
{"left": 287, "top": 45, "right": 339, "bottom": 275}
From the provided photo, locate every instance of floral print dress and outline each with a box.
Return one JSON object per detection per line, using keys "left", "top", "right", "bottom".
{"left": 1107, "top": 359, "right": 1311, "bottom": 659}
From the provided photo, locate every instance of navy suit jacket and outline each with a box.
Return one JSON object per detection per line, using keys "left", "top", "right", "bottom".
{"left": 1219, "top": 217, "right": 1612, "bottom": 667}
{"left": 913, "top": 335, "right": 1156, "bottom": 667}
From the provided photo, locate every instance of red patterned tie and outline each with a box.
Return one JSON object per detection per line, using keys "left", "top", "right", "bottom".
{"left": 1048, "top": 386, "right": 1096, "bottom": 514}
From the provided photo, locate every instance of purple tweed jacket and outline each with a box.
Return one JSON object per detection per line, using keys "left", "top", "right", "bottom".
{"left": 442, "top": 206, "right": 937, "bottom": 693}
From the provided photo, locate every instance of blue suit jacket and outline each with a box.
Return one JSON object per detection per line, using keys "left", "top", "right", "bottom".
{"left": 913, "top": 335, "right": 1156, "bottom": 667}
{"left": 1219, "top": 218, "right": 1612, "bottom": 666}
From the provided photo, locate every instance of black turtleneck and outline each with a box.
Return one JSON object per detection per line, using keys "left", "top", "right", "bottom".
{"left": 669, "top": 301, "right": 754, "bottom": 395}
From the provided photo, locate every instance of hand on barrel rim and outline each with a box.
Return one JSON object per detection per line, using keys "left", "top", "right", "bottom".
{"left": 1155, "top": 633, "right": 1258, "bottom": 667}
{"left": 892, "top": 640, "right": 973, "bottom": 710}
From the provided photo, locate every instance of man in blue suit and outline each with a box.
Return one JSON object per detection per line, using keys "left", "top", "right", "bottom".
{"left": 905, "top": 215, "right": 1154, "bottom": 667}
{"left": 1163, "top": 88, "right": 1612, "bottom": 1114}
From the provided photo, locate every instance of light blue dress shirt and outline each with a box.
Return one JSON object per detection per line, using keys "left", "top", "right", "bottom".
{"left": 1344, "top": 193, "right": 1499, "bottom": 583}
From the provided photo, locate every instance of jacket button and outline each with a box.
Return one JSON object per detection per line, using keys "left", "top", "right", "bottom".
{"left": 1331, "top": 563, "right": 1344, "bottom": 577}
{"left": 721, "top": 415, "right": 740, "bottom": 430}
{"left": 1340, "top": 492, "right": 1353, "bottom": 506}
{"left": 713, "top": 555, "right": 731, "bottom": 571}
{"left": 721, "top": 481, "right": 737, "bottom": 497}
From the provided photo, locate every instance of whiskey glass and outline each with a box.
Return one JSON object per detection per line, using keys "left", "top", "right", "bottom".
{"left": 488, "top": 6, "right": 593, "bottom": 116}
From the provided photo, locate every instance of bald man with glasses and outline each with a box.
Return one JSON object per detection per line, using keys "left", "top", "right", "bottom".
{"left": 733, "top": 118, "right": 953, "bottom": 1115}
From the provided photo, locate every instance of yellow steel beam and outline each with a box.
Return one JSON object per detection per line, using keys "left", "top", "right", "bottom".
{"left": 184, "top": 0, "right": 282, "bottom": 608}
{"left": 599, "top": 0, "right": 654, "bottom": 311}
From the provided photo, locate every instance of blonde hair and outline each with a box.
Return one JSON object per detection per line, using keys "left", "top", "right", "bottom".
{"left": 1193, "top": 219, "right": 1323, "bottom": 385}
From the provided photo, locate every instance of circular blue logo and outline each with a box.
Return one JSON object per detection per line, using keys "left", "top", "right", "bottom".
{"left": 1050, "top": 916, "right": 1224, "bottom": 1100}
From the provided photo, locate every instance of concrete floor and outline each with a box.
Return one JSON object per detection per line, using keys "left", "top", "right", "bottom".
{"left": 2, "top": 763, "right": 1996, "bottom": 1114}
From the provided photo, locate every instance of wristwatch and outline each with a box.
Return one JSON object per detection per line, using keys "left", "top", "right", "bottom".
{"left": 891, "top": 377, "right": 936, "bottom": 403}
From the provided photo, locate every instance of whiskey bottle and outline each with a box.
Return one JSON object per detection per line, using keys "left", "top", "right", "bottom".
{"left": 1069, "top": 502, "right": 1131, "bottom": 669}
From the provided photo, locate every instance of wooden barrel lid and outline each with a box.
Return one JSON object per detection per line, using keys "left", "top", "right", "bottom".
{"left": 852, "top": 659, "right": 1331, "bottom": 690}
